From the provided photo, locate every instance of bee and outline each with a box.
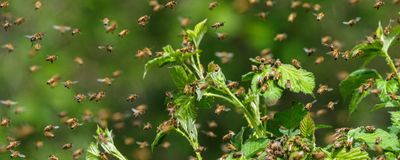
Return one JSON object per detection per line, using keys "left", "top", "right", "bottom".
{"left": 44, "top": 131, "right": 55, "bottom": 139}
{"left": 265, "top": 0, "right": 274, "bottom": 7}
{"left": 105, "top": 21, "right": 117, "bottom": 33}
{"left": 342, "top": 50, "right": 350, "bottom": 61}
{"left": 208, "top": 1, "right": 218, "bottom": 10}
{"left": 35, "top": 140, "right": 44, "bottom": 149}
{"left": 365, "top": 125, "right": 376, "bottom": 133}
{"left": 136, "top": 47, "right": 152, "bottom": 58}
{"left": 274, "top": 33, "right": 287, "bottom": 41}
{"left": 126, "top": 94, "right": 138, "bottom": 102}
{"left": 303, "top": 48, "right": 316, "bottom": 56}
{"left": 291, "top": 59, "right": 301, "bottom": 69}
{"left": 14, "top": 17, "right": 25, "bottom": 25}
{"left": 216, "top": 32, "right": 228, "bottom": 40}
{"left": 26, "top": 32, "right": 45, "bottom": 43}
{"left": 97, "top": 77, "right": 114, "bottom": 86}
{"left": 386, "top": 72, "right": 395, "bottom": 81}
{"left": 260, "top": 83, "right": 269, "bottom": 94}
{"left": 314, "top": 56, "right": 325, "bottom": 64}
{"left": 211, "top": 22, "right": 224, "bottom": 29}
{"left": 178, "top": 17, "right": 191, "bottom": 28}
{"left": 370, "top": 88, "right": 381, "bottom": 95}
{"left": 314, "top": 12, "right": 325, "bottom": 21}
{"left": 327, "top": 101, "right": 338, "bottom": 110}
{"left": 143, "top": 122, "right": 152, "bottom": 130}
{"left": 257, "top": 11, "right": 268, "bottom": 20}
{"left": 0, "top": 117, "right": 10, "bottom": 127}
{"left": 227, "top": 81, "right": 239, "bottom": 89}
{"left": 63, "top": 80, "right": 78, "bottom": 88}
{"left": 138, "top": 15, "right": 150, "bottom": 27}
{"left": 74, "top": 56, "right": 84, "bottom": 65}
{"left": 34, "top": 0, "right": 42, "bottom": 10}
{"left": 53, "top": 25, "right": 71, "bottom": 34}
{"left": 49, "top": 155, "right": 58, "bottom": 160}
{"left": 317, "top": 84, "right": 333, "bottom": 94}
{"left": 124, "top": 137, "right": 135, "bottom": 145}
{"left": 65, "top": 118, "right": 80, "bottom": 129}
{"left": 349, "top": 0, "right": 360, "bottom": 5}
{"left": 102, "top": 18, "right": 110, "bottom": 26}
{"left": 136, "top": 141, "right": 149, "bottom": 148}
{"left": 288, "top": 12, "right": 297, "bottom": 22}
{"left": 88, "top": 91, "right": 105, "bottom": 102}
{"left": 0, "top": 1, "right": 9, "bottom": 8}
{"left": 316, "top": 109, "right": 327, "bottom": 117}
{"left": 46, "top": 74, "right": 61, "bottom": 87}
{"left": 71, "top": 28, "right": 81, "bottom": 35}
{"left": 321, "top": 36, "right": 332, "bottom": 45}
{"left": 285, "top": 80, "right": 292, "bottom": 89}
{"left": 118, "top": 29, "right": 129, "bottom": 38}
{"left": 249, "top": 0, "right": 259, "bottom": 4}
{"left": 305, "top": 100, "right": 317, "bottom": 111}
{"left": 302, "top": 2, "right": 311, "bottom": 10}
{"left": 313, "top": 4, "right": 321, "bottom": 11}
{"left": 389, "top": 92, "right": 398, "bottom": 100}
{"left": 72, "top": 149, "right": 84, "bottom": 159}
{"left": 235, "top": 86, "right": 246, "bottom": 96}
{"left": 224, "top": 143, "right": 237, "bottom": 152}
{"left": 33, "top": 43, "right": 41, "bottom": 51}
{"left": 373, "top": 0, "right": 384, "bottom": 10}
{"left": 207, "top": 120, "right": 218, "bottom": 128}
{"left": 44, "top": 125, "right": 59, "bottom": 132}
{"left": 3, "top": 20, "right": 12, "bottom": 31}
{"left": 343, "top": 17, "right": 361, "bottom": 27}
{"left": 132, "top": 104, "right": 147, "bottom": 118}
{"left": 161, "top": 141, "right": 171, "bottom": 149}
{"left": 112, "top": 70, "right": 122, "bottom": 77}
{"left": 62, "top": 143, "right": 73, "bottom": 150}
{"left": 10, "top": 150, "right": 25, "bottom": 158}
{"left": 195, "top": 146, "right": 206, "bottom": 153}
{"left": 393, "top": 0, "right": 400, "bottom": 4}
{"left": 98, "top": 44, "right": 113, "bottom": 53}
{"left": 329, "top": 48, "right": 340, "bottom": 60}
{"left": 46, "top": 55, "right": 58, "bottom": 63}
{"left": 291, "top": 1, "right": 302, "bottom": 8}
{"left": 222, "top": 131, "right": 235, "bottom": 141}
{"left": 0, "top": 100, "right": 17, "bottom": 107}
{"left": 202, "top": 130, "right": 217, "bottom": 138}
{"left": 164, "top": 0, "right": 177, "bottom": 9}
{"left": 215, "top": 51, "right": 234, "bottom": 64}
{"left": 149, "top": 0, "right": 163, "bottom": 12}
{"left": 215, "top": 104, "right": 230, "bottom": 115}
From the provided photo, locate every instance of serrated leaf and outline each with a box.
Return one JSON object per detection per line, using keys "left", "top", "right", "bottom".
{"left": 299, "top": 113, "right": 315, "bottom": 138}
{"left": 267, "top": 103, "right": 308, "bottom": 134}
{"left": 333, "top": 148, "right": 370, "bottom": 160}
{"left": 151, "top": 131, "right": 167, "bottom": 151}
{"left": 276, "top": 64, "right": 315, "bottom": 95}
{"left": 174, "top": 95, "right": 198, "bottom": 140}
{"left": 262, "top": 80, "right": 283, "bottom": 105}
{"left": 376, "top": 78, "right": 399, "bottom": 102}
{"left": 350, "top": 40, "right": 383, "bottom": 66}
{"left": 390, "top": 111, "right": 400, "bottom": 129}
{"left": 340, "top": 69, "right": 380, "bottom": 100}
{"left": 349, "top": 89, "right": 370, "bottom": 114}
{"left": 347, "top": 127, "right": 400, "bottom": 152}
{"left": 207, "top": 62, "right": 226, "bottom": 84}
{"left": 231, "top": 127, "right": 245, "bottom": 150}
{"left": 86, "top": 142, "right": 100, "bottom": 160}
{"left": 169, "top": 66, "right": 195, "bottom": 90}
{"left": 241, "top": 138, "right": 269, "bottom": 158}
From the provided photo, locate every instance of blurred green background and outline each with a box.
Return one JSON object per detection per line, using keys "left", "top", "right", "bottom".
{"left": 0, "top": 0, "right": 399, "bottom": 159}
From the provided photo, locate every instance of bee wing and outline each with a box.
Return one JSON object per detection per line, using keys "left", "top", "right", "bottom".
{"left": 354, "top": 17, "right": 361, "bottom": 22}
{"left": 98, "top": 46, "right": 105, "bottom": 49}
{"left": 72, "top": 81, "right": 78, "bottom": 84}
{"left": 53, "top": 25, "right": 61, "bottom": 30}
{"left": 25, "top": 35, "right": 34, "bottom": 39}
{"left": 342, "top": 21, "right": 351, "bottom": 25}
{"left": 64, "top": 26, "right": 72, "bottom": 31}
{"left": 96, "top": 78, "right": 105, "bottom": 82}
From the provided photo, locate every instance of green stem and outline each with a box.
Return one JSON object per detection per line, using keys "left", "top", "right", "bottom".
{"left": 176, "top": 129, "right": 203, "bottom": 160}
{"left": 383, "top": 50, "right": 400, "bottom": 84}
{"left": 190, "top": 56, "right": 203, "bottom": 80}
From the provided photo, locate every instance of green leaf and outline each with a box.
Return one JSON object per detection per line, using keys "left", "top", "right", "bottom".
{"left": 86, "top": 142, "right": 100, "bottom": 160}
{"left": 231, "top": 127, "right": 245, "bottom": 150}
{"left": 241, "top": 72, "right": 255, "bottom": 82}
{"left": 267, "top": 103, "right": 308, "bottom": 134}
{"left": 262, "top": 80, "right": 283, "bottom": 105}
{"left": 340, "top": 69, "right": 380, "bottom": 100}
{"left": 372, "top": 101, "right": 400, "bottom": 111}
{"left": 299, "top": 113, "right": 315, "bottom": 138}
{"left": 169, "top": 66, "right": 195, "bottom": 90}
{"left": 376, "top": 79, "right": 399, "bottom": 102}
{"left": 186, "top": 19, "right": 207, "bottom": 48}
{"left": 390, "top": 111, "right": 400, "bottom": 129}
{"left": 174, "top": 95, "right": 198, "bottom": 140}
{"left": 151, "top": 131, "right": 167, "bottom": 151}
{"left": 207, "top": 62, "right": 226, "bottom": 84}
{"left": 315, "top": 124, "right": 332, "bottom": 130}
{"left": 241, "top": 138, "right": 269, "bottom": 158}
{"left": 347, "top": 127, "right": 400, "bottom": 152}
{"left": 349, "top": 90, "right": 370, "bottom": 114}
{"left": 276, "top": 64, "right": 315, "bottom": 95}
{"left": 332, "top": 148, "right": 370, "bottom": 160}
{"left": 350, "top": 40, "right": 383, "bottom": 65}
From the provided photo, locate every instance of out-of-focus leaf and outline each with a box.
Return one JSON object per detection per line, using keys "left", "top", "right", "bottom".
{"left": 276, "top": 64, "right": 315, "bottom": 95}
{"left": 262, "top": 80, "right": 283, "bottom": 105}
{"left": 376, "top": 79, "right": 399, "bottom": 102}
{"left": 207, "top": 62, "right": 226, "bottom": 84}
{"left": 390, "top": 111, "right": 400, "bottom": 129}
{"left": 241, "top": 72, "right": 255, "bottom": 82}
{"left": 86, "top": 142, "right": 100, "bottom": 160}
{"left": 299, "top": 113, "right": 315, "bottom": 138}
{"left": 170, "top": 66, "right": 195, "bottom": 90}
{"left": 371, "top": 101, "right": 400, "bottom": 111}
{"left": 349, "top": 90, "right": 369, "bottom": 114}
{"left": 231, "top": 127, "right": 245, "bottom": 150}
{"left": 340, "top": 69, "right": 380, "bottom": 100}
{"left": 151, "top": 131, "right": 167, "bottom": 151}
{"left": 315, "top": 124, "right": 332, "bottom": 130}
{"left": 347, "top": 127, "right": 400, "bottom": 152}
{"left": 332, "top": 148, "right": 370, "bottom": 160}
{"left": 189, "top": 19, "right": 208, "bottom": 48}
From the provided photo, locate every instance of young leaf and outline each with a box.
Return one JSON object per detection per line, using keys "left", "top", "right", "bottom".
{"left": 315, "top": 124, "right": 332, "bottom": 130}
{"left": 86, "top": 142, "right": 100, "bottom": 160}
{"left": 333, "top": 148, "right": 370, "bottom": 160}
{"left": 276, "top": 64, "right": 315, "bottom": 95}
{"left": 340, "top": 69, "right": 380, "bottom": 100}
{"left": 372, "top": 101, "right": 400, "bottom": 111}
{"left": 299, "top": 113, "right": 315, "bottom": 138}
{"left": 347, "top": 127, "right": 400, "bottom": 152}
{"left": 262, "top": 80, "right": 283, "bottom": 105}
{"left": 376, "top": 79, "right": 399, "bottom": 102}
{"left": 190, "top": 19, "right": 208, "bottom": 48}
{"left": 170, "top": 66, "right": 195, "bottom": 90}
{"left": 241, "top": 72, "right": 255, "bottom": 82}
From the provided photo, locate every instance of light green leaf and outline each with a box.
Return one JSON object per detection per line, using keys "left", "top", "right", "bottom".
{"left": 372, "top": 101, "right": 400, "bottom": 111}
{"left": 375, "top": 79, "right": 399, "bottom": 102}
{"left": 151, "top": 131, "right": 167, "bottom": 151}
{"left": 241, "top": 138, "right": 269, "bottom": 158}
{"left": 299, "top": 113, "right": 315, "bottom": 138}
{"left": 241, "top": 72, "right": 255, "bottom": 82}
{"left": 169, "top": 66, "right": 195, "bottom": 90}
{"left": 262, "top": 80, "right": 283, "bottom": 105}
{"left": 390, "top": 111, "right": 400, "bottom": 129}
{"left": 340, "top": 69, "right": 380, "bottom": 100}
{"left": 86, "top": 142, "right": 100, "bottom": 160}
{"left": 191, "top": 19, "right": 207, "bottom": 48}
{"left": 315, "top": 124, "right": 332, "bottom": 130}
{"left": 347, "top": 127, "right": 400, "bottom": 152}
{"left": 333, "top": 148, "right": 370, "bottom": 160}
{"left": 276, "top": 64, "right": 315, "bottom": 95}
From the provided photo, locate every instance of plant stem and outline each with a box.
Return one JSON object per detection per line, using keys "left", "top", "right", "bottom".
{"left": 176, "top": 128, "right": 203, "bottom": 160}
{"left": 383, "top": 50, "right": 400, "bottom": 84}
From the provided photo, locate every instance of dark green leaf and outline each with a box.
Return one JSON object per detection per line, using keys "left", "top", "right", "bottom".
{"left": 151, "top": 131, "right": 167, "bottom": 151}
{"left": 349, "top": 90, "right": 369, "bottom": 114}
{"left": 241, "top": 72, "right": 255, "bottom": 82}
{"left": 340, "top": 69, "right": 380, "bottom": 100}
{"left": 268, "top": 103, "right": 308, "bottom": 133}
{"left": 371, "top": 101, "right": 400, "bottom": 111}
{"left": 231, "top": 127, "right": 245, "bottom": 150}
{"left": 315, "top": 124, "right": 332, "bottom": 130}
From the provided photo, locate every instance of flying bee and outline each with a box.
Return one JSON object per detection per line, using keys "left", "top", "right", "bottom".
{"left": 62, "top": 143, "right": 73, "bottom": 150}
{"left": 132, "top": 105, "right": 147, "bottom": 118}
{"left": 74, "top": 93, "right": 86, "bottom": 103}
{"left": 314, "top": 56, "right": 325, "bottom": 64}
{"left": 327, "top": 101, "right": 338, "bottom": 110}
{"left": 149, "top": 0, "right": 163, "bottom": 11}
{"left": 178, "top": 17, "right": 191, "bottom": 28}
{"left": 53, "top": 25, "right": 71, "bottom": 34}
{"left": 143, "top": 122, "right": 152, "bottom": 130}
{"left": 305, "top": 100, "right": 317, "bottom": 111}
{"left": 72, "top": 149, "right": 84, "bottom": 159}
{"left": 304, "top": 48, "right": 316, "bottom": 56}
{"left": 44, "top": 131, "right": 55, "bottom": 139}
{"left": 112, "top": 70, "right": 122, "bottom": 77}
{"left": 102, "top": 18, "right": 110, "bottom": 26}
{"left": 202, "top": 130, "right": 217, "bottom": 138}
{"left": 105, "top": 21, "right": 117, "bottom": 33}
{"left": 373, "top": 0, "right": 384, "bottom": 10}
{"left": 35, "top": 141, "right": 44, "bottom": 149}
{"left": 44, "top": 124, "right": 59, "bottom": 132}
{"left": 227, "top": 81, "right": 239, "bottom": 89}
{"left": 34, "top": 0, "right": 42, "bottom": 10}
{"left": 195, "top": 146, "right": 206, "bottom": 153}
{"left": 211, "top": 22, "right": 224, "bottom": 29}
{"left": 118, "top": 29, "right": 129, "bottom": 38}
{"left": 46, "top": 55, "right": 58, "bottom": 63}
{"left": 215, "top": 104, "right": 230, "bottom": 115}
{"left": 235, "top": 86, "right": 246, "bottom": 96}
{"left": 136, "top": 47, "right": 152, "bottom": 58}
{"left": 63, "top": 80, "right": 78, "bottom": 88}
{"left": 314, "top": 12, "right": 325, "bottom": 21}
{"left": 26, "top": 32, "right": 44, "bottom": 43}
{"left": 274, "top": 33, "right": 287, "bottom": 41}
{"left": 136, "top": 141, "right": 149, "bottom": 148}
{"left": 207, "top": 120, "right": 218, "bottom": 128}
{"left": 208, "top": 1, "right": 218, "bottom": 10}
{"left": 342, "top": 50, "right": 350, "bottom": 61}
{"left": 138, "top": 15, "right": 150, "bottom": 27}
{"left": 14, "top": 17, "right": 25, "bottom": 25}
{"left": 126, "top": 94, "right": 138, "bottom": 102}
{"left": 317, "top": 84, "right": 333, "bottom": 94}
{"left": 370, "top": 88, "right": 381, "bottom": 95}
{"left": 257, "top": 11, "right": 268, "bottom": 20}
{"left": 291, "top": 59, "right": 301, "bottom": 69}
{"left": 161, "top": 141, "right": 171, "bottom": 149}
{"left": 49, "top": 155, "right": 58, "bottom": 160}
{"left": 88, "top": 91, "right": 105, "bottom": 102}
{"left": 33, "top": 43, "right": 41, "bottom": 51}
{"left": 46, "top": 74, "right": 61, "bottom": 87}
{"left": 2, "top": 43, "right": 14, "bottom": 52}
{"left": 216, "top": 32, "right": 228, "bottom": 40}
{"left": 74, "top": 56, "right": 84, "bottom": 65}
{"left": 389, "top": 92, "right": 398, "bottom": 100}
{"left": 164, "top": 0, "right": 177, "bottom": 9}
{"left": 10, "top": 150, "right": 25, "bottom": 158}
{"left": 0, "top": 117, "right": 10, "bottom": 127}
{"left": 0, "top": 99, "right": 17, "bottom": 107}
{"left": 71, "top": 28, "right": 81, "bottom": 35}
{"left": 302, "top": 2, "right": 311, "bottom": 10}
{"left": 343, "top": 17, "right": 361, "bottom": 27}
{"left": 288, "top": 12, "right": 297, "bottom": 22}
{"left": 313, "top": 3, "right": 321, "bottom": 11}
{"left": 329, "top": 48, "right": 340, "bottom": 60}
{"left": 349, "top": 0, "right": 360, "bottom": 5}
{"left": 97, "top": 77, "right": 114, "bottom": 86}
{"left": 215, "top": 51, "right": 234, "bottom": 64}
{"left": 222, "top": 131, "right": 235, "bottom": 141}
{"left": 291, "top": 1, "right": 301, "bottom": 8}
{"left": 265, "top": 0, "right": 274, "bottom": 7}
{"left": 65, "top": 118, "right": 80, "bottom": 129}
{"left": 3, "top": 20, "right": 12, "bottom": 31}
{"left": 0, "top": 1, "right": 9, "bottom": 8}
{"left": 98, "top": 44, "right": 113, "bottom": 53}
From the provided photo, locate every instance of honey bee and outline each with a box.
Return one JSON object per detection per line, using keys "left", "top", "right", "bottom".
{"left": 35, "top": 140, "right": 44, "bottom": 149}
{"left": 288, "top": 12, "right": 297, "bottom": 22}
{"left": 208, "top": 1, "right": 218, "bottom": 10}
{"left": 53, "top": 25, "right": 71, "bottom": 34}
{"left": 34, "top": 0, "right": 42, "bottom": 10}
{"left": 136, "top": 141, "right": 149, "bottom": 148}
{"left": 14, "top": 17, "right": 25, "bottom": 25}
{"left": 373, "top": 0, "right": 384, "bottom": 10}
{"left": 71, "top": 28, "right": 81, "bottom": 35}
{"left": 0, "top": 1, "right": 9, "bottom": 8}
{"left": 44, "top": 131, "right": 55, "bottom": 139}
{"left": 257, "top": 11, "right": 268, "bottom": 20}
{"left": 33, "top": 43, "right": 41, "bottom": 51}
{"left": 98, "top": 44, "right": 113, "bottom": 53}
{"left": 313, "top": 4, "right": 321, "bottom": 11}
{"left": 118, "top": 29, "right": 129, "bottom": 38}
{"left": 112, "top": 70, "right": 122, "bottom": 77}
{"left": 72, "top": 149, "right": 84, "bottom": 159}
{"left": 136, "top": 47, "right": 152, "bottom": 58}
{"left": 393, "top": 0, "right": 400, "bottom": 4}
{"left": 215, "top": 104, "right": 230, "bottom": 115}
{"left": 389, "top": 92, "right": 398, "bottom": 100}
{"left": 314, "top": 56, "right": 325, "bottom": 64}
{"left": 143, "top": 122, "right": 152, "bottom": 130}
{"left": 74, "top": 56, "right": 84, "bottom": 65}
{"left": 260, "top": 83, "right": 269, "bottom": 94}
{"left": 138, "top": 15, "right": 150, "bottom": 27}
{"left": 62, "top": 143, "right": 73, "bottom": 150}
{"left": 274, "top": 33, "right": 287, "bottom": 41}
{"left": 149, "top": 0, "right": 163, "bottom": 12}
{"left": 370, "top": 88, "right": 381, "bottom": 95}
{"left": 327, "top": 101, "right": 338, "bottom": 110}
{"left": 207, "top": 120, "right": 218, "bottom": 128}
{"left": 285, "top": 80, "right": 292, "bottom": 89}
{"left": 349, "top": 0, "right": 360, "bottom": 5}
{"left": 386, "top": 72, "right": 396, "bottom": 80}
{"left": 105, "top": 21, "right": 117, "bottom": 33}
{"left": 6, "top": 140, "right": 20, "bottom": 150}
{"left": 222, "top": 131, "right": 235, "bottom": 141}
{"left": 0, "top": 100, "right": 17, "bottom": 107}
{"left": 161, "top": 141, "right": 171, "bottom": 149}
{"left": 46, "top": 74, "right": 61, "bottom": 87}
{"left": 342, "top": 50, "right": 350, "bottom": 61}
{"left": 211, "top": 22, "right": 224, "bottom": 29}
{"left": 126, "top": 94, "right": 138, "bottom": 102}
{"left": 202, "top": 130, "right": 217, "bottom": 138}
{"left": 46, "top": 55, "right": 58, "bottom": 63}
{"left": 132, "top": 104, "right": 147, "bottom": 118}
{"left": 305, "top": 100, "right": 317, "bottom": 111}
{"left": 291, "top": 59, "right": 301, "bottom": 69}
{"left": 26, "top": 32, "right": 44, "bottom": 43}
{"left": 97, "top": 77, "right": 114, "bottom": 86}
{"left": 74, "top": 94, "right": 86, "bottom": 103}
{"left": 63, "top": 80, "right": 78, "bottom": 88}
{"left": 329, "top": 48, "right": 340, "bottom": 60}
{"left": 314, "top": 12, "right": 325, "bottom": 21}
{"left": 3, "top": 20, "right": 12, "bottom": 31}
{"left": 49, "top": 155, "right": 58, "bottom": 160}
{"left": 124, "top": 137, "right": 135, "bottom": 145}
{"left": 317, "top": 84, "right": 333, "bottom": 94}
{"left": 102, "top": 18, "right": 110, "bottom": 26}
{"left": 302, "top": 2, "right": 311, "bottom": 10}
{"left": 0, "top": 117, "right": 10, "bottom": 127}
{"left": 303, "top": 48, "right": 316, "bottom": 56}
{"left": 44, "top": 125, "right": 59, "bottom": 132}
{"left": 316, "top": 109, "right": 327, "bottom": 117}
{"left": 10, "top": 150, "right": 25, "bottom": 158}
{"left": 88, "top": 91, "right": 105, "bottom": 102}
{"left": 291, "top": 1, "right": 301, "bottom": 8}
{"left": 265, "top": 0, "right": 274, "bottom": 7}
{"left": 195, "top": 146, "right": 206, "bottom": 153}
{"left": 216, "top": 32, "right": 228, "bottom": 40}
{"left": 215, "top": 51, "right": 234, "bottom": 64}
{"left": 65, "top": 118, "right": 80, "bottom": 129}
{"left": 343, "top": 17, "right": 361, "bottom": 27}
{"left": 164, "top": 1, "right": 177, "bottom": 9}
{"left": 227, "top": 81, "right": 239, "bottom": 89}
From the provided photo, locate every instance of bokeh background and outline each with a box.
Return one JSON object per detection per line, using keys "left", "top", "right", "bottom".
{"left": 0, "top": 0, "right": 399, "bottom": 159}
